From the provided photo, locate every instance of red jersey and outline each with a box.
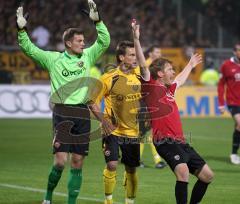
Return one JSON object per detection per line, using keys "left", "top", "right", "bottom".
{"left": 142, "top": 77, "right": 185, "bottom": 143}
{"left": 218, "top": 57, "right": 240, "bottom": 107}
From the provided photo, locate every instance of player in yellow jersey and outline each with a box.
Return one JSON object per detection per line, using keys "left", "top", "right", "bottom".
{"left": 90, "top": 20, "right": 149, "bottom": 204}
{"left": 139, "top": 45, "right": 167, "bottom": 169}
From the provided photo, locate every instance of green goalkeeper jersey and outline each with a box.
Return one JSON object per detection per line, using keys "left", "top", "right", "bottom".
{"left": 18, "top": 21, "right": 110, "bottom": 104}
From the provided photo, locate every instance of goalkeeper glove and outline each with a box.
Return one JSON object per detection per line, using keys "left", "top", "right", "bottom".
{"left": 82, "top": 0, "right": 101, "bottom": 23}
{"left": 16, "top": 6, "right": 28, "bottom": 30}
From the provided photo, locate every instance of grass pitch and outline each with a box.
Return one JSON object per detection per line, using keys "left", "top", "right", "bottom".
{"left": 0, "top": 118, "right": 239, "bottom": 204}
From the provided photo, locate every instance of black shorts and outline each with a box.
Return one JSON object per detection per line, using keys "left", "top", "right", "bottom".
{"left": 154, "top": 140, "right": 206, "bottom": 174}
{"left": 102, "top": 135, "right": 140, "bottom": 167}
{"left": 228, "top": 105, "right": 240, "bottom": 117}
{"left": 52, "top": 104, "right": 90, "bottom": 156}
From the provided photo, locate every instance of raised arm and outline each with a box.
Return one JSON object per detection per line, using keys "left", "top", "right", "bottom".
{"left": 16, "top": 7, "right": 56, "bottom": 69}
{"left": 131, "top": 19, "right": 150, "bottom": 81}
{"left": 174, "top": 53, "right": 202, "bottom": 87}
{"left": 84, "top": 0, "right": 110, "bottom": 66}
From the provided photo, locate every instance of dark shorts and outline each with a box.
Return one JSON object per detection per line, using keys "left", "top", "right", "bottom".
{"left": 154, "top": 140, "right": 206, "bottom": 174}
{"left": 102, "top": 135, "right": 140, "bottom": 167}
{"left": 52, "top": 104, "right": 90, "bottom": 156}
{"left": 228, "top": 105, "right": 240, "bottom": 117}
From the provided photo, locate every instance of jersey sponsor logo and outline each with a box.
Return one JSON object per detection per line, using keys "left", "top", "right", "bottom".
{"left": 0, "top": 89, "right": 50, "bottom": 113}
{"left": 126, "top": 93, "right": 142, "bottom": 102}
{"left": 115, "top": 93, "right": 141, "bottom": 102}
{"left": 61, "top": 67, "right": 86, "bottom": 77}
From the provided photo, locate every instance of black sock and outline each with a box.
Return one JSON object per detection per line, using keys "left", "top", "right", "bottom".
{"left": 190, "top": 180, "right": 210, "bottom": 204}
{"left": 175, "top": 181, "right": 188, "bottom": 204}
{"left": 232, "top": 129, "right": 240, "bottom": 154}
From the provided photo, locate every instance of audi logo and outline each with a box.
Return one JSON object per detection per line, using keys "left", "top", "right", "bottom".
{"left": 0, "top": 90, "right": 51, "bottom": 113}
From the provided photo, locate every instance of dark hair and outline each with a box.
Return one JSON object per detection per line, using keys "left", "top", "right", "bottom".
{"left": 145, "top": 44, "right": 160, "bottom": 56}
{"left": 149, "top": 58, "right": 172, "bottom": 80}
{"left": 62, "top": 28, "right": 84, "bottom": 48}
{"left": 116, "top": 40, "right": 134, "bottom": 64}
{"left": 234, "top": 43, "right": 240, "bottom": 51}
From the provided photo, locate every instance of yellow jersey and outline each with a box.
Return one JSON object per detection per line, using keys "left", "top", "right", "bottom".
{"left": 97, "top": 67, "right": 142, "bottom": 138}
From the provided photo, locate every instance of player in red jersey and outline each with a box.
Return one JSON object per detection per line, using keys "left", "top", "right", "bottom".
{"left": 218, "top": 43, "right": 240, "bottom": 164}
{"left": 141, "top": 55, "right": 214, "bottom": 204}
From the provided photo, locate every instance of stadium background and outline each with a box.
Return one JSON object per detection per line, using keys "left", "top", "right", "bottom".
{"left": 0, "top": 0, "right": 240, "bottom": 203}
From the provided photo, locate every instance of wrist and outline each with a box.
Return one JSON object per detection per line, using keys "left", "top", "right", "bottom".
{"left": 94, "top": 20, "right": 102, "bottom": 25}
{"left": 18, "top": 28, "right": 26, "bottom": 32}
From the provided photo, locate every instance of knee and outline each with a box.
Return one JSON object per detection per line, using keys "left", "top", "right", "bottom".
{"left": 54, "top": 156, "right": 67, "bottom": 168}
{"left": 107, "top": 162, "right": 117, "bottom": 171}
{"left": 71, "top": 157, "right": 84, "bottom": 169}
{"left": 203, "top": 170, "right": 214, "bottom": 183}
{"left": 175, "top": 164, "right": 189, "bottom": 182}
{"left": 198, "top": 165, "right": 214, "bottom": 183}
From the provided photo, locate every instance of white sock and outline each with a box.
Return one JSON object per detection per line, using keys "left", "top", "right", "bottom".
{"left": 126, "top": 198, "right": 134, "bottom": 204}
{"left": 105, "top": 195, "right": 113, "bottom": 200}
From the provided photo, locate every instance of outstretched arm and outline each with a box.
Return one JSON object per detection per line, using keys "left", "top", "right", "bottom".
{"left": 132, "top": 19, "right": 150, "bottom": 81}
{"left": 174, "top": 53, "right": 202, "bottom": 87}
{"left": 16, "top": 6, "right": 56, "bottom": 70}
{"left": 84, "top": 0, "right": 110, "bottom": 66}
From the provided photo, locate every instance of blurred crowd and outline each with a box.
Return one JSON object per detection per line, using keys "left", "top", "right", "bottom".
{"left": 1, "top": 0, "right": 239, "bottom": 51}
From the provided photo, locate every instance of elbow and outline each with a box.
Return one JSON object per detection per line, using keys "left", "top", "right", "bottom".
{"left": 144, "top": 75, "right": 150, "bottom": 81}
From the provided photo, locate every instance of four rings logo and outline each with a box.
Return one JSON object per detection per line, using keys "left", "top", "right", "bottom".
{"left": 0, "top": 90, "right": 51, "bottom": 113}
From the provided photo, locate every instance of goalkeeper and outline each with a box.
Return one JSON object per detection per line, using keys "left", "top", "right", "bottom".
{"left": 16, "top": 1, "right": 110, "bottom": 204}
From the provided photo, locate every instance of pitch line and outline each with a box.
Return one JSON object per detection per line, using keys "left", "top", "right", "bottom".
{"left": 0, "top": 183, "right": 123, "bottom": 204}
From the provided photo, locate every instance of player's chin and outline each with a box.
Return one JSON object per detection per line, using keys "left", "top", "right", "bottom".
{"left": 132, "top": 62, "right": 138, "bottom": 68}
{"left": 76, "top": 48, "right": 84, "bottom": 54}
{"left": 169, "top": 79, "right": 174, "bottom": 84}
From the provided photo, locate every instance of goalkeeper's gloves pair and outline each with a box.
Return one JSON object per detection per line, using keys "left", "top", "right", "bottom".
{"left": 16, "top": 0, "right": 101, "bottom": 30}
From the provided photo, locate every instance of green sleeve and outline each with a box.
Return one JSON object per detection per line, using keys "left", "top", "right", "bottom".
{"left": 18, "top": 30, "right": 58, "bottom": 70}
{"left": 84, "top": 21, "right": 110, "bottom": 66}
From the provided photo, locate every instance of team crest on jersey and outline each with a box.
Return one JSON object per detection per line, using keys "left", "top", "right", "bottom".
{"left": 77, "top": 61, "right": 84, "bottom": 67}
{"left": 234, "top": 73, "right": 240, "bottom": 81}
{"left": 116, "top": 94, "right": 124, "bottom": 101}
{"left": 166, "top": 92, "right": 175, "bottom": 102}
{"left": 132, "top": 85, "right": 139, "bottom": 91}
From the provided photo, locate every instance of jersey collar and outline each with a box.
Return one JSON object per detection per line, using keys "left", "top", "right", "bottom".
{"left": 64, "top": 50, "right": 82, "bottom": 59}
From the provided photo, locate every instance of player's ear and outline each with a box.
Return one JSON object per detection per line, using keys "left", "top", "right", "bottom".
{"left": 157, "top": 70, "right": 164, "bottom": 78}
{"left": 66, "top": 41, "right": 72, "bottom": 48}
{"left": 119, "top": 55, "right": 124, "bottom": 62}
